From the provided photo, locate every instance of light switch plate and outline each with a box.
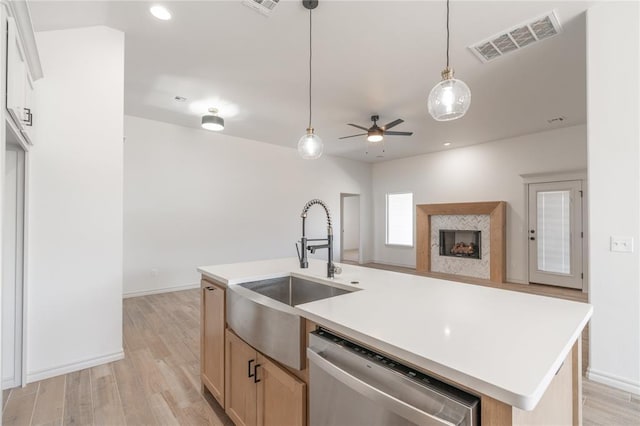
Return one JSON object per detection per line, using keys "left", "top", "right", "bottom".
{"left": 610, "top": 236, "right": 634, "bottom": 253}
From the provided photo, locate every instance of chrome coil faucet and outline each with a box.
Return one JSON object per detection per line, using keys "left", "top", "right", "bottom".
{"left": 296, "top": 199, "right": 341, "bottom": 278}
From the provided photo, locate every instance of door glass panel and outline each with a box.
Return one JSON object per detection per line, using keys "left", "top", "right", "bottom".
{"left": 537, "top": 190, "right": 571, "bottom": 274}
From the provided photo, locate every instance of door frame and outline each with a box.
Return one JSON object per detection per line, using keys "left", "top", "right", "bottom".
{"left": 339, "top": 193, "right": 361, "bottom": 264}
{"left": 522, "top": 170, "right": 588, "bottom": 292}
{"left": 3, "top": 136, "right": 28, "bottom": 389}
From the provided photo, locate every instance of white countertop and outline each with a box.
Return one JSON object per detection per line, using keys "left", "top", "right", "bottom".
{"left": 198, "top": 258, "right": 592, "bottom": 411}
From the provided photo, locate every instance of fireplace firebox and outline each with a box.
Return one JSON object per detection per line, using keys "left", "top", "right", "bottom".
{"left": 439, "top": 230, "right": 481, "bottom": 259}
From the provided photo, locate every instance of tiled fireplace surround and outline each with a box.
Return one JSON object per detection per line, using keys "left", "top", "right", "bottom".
{"left": 416, "top": 202, "right": 507, "bottom": 284}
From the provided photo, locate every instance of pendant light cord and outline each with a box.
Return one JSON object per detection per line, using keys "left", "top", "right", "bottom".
{"left": 446, "top": 0, "right": 450, "bottom": 69}
{"left": 308, "top": 8, "right": 313, "bottom": 129}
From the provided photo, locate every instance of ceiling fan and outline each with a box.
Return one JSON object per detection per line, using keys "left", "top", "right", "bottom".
{"left": 339, "top": 115, "right": 413, "bottom": 143}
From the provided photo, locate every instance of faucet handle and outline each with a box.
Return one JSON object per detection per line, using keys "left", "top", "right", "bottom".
{"left": 333, "top": 265, "right": 342, "bottom": 275}
{"left": 295, "top": 242, "right": 302, "bottom": 261}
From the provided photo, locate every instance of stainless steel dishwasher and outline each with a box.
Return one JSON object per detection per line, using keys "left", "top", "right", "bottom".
{"left": 308, "top": 329, "right": 480, "bottom": 426}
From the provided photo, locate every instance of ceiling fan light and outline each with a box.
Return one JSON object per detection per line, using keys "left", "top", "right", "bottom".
{"left": 367, "top": 134, "right": 384, "bottom": 143}
{"left": 428, "top": 73, "right": 471, "bottom": 121}
{"left": 298, "top": 128, "right": 323, "bottom": 160}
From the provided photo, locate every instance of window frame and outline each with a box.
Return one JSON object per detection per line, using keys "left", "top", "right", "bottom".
{"left": 385, "top": 192, "right": 414, "bottom": 247}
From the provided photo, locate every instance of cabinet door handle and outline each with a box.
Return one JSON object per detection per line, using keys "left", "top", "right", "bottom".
{"left": 248, "top": 359, "right": 255, "bottom": 378}
{"left": 23, "top": 108, "right": 32, "bottom": 127}
{"left": 205, "top": 286, "right": 215, "bottom": 291}
{"left": 253, "top": 363, "right": 261, "bottom": 383}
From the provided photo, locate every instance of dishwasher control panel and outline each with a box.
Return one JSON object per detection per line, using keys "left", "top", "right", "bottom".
{"left": 313, "top": 327, "right": 481, "bottom": 409}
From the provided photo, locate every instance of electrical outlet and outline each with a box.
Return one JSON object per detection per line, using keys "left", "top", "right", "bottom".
{"left": 610, "top": 236, "right": 634, "bottom": 253}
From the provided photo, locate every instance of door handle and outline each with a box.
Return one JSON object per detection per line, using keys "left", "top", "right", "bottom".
{"left": 253, "top": 363, "right": 261, "bottom": 383}
{"left": 248, "top": 359, "right": 255, "bottom": 378}
{"left": 23, "top": 108, "right": 32, "bottom": 127}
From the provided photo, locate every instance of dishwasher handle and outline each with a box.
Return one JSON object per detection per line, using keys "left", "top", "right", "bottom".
{"left": 307, "top": 348, "right": 456, "bottom": 426}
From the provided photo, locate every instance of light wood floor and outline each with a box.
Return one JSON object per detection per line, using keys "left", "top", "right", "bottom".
{"left": 3, "top": 288, "right": 639, "bottom": 425}
{"left": 3, "top": 290, "right": 233, "bottom": 426}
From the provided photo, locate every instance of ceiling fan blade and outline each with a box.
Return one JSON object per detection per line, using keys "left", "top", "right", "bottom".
{"left": 382, "top": 119, "right": 404, "bottom": 130}
{"left": 339, "top": 133, "right": 367, "bottom": 140}
{"left": 347, "top": 123, "right": 370, "bottom": 131}
{"left": 384, "top": 131, "right": 413, "bottom": 136}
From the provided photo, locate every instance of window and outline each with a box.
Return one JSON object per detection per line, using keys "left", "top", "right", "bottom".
{"left": 386, "top": 192, "right": 413, "bottom": 246}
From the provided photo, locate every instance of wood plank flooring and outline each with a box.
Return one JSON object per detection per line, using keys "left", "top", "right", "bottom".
{"left": 3, "top": 290, "right": 232, "bottom": 426}
{"left": 3, "top": 287, "right": 638, "bottom": 425}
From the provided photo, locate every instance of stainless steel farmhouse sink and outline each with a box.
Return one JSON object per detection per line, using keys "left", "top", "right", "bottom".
{"left": 227, "top": 276, "right": 355, "bottom": 370}
{"left": 239, "top": 276, "right": 351, "bottom": 306}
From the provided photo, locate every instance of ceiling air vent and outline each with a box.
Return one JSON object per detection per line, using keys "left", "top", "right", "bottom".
{"left": 469, "top": 11, "right": 562, "bottom": 63}
{"left": 243, "top": 0, "right": 280, "bottom": 16}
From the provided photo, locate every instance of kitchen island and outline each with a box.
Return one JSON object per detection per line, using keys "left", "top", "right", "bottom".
{"left": 198, "top": 258, "right": 592, "bottom": 425}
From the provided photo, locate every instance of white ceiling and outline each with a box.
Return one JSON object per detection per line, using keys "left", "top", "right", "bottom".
{"left": 29, "top": 0, "right": 589, "bottom": 162}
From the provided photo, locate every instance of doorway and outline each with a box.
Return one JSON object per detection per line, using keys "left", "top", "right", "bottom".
{"left": 3, "top": 137, "right": 26, "bottom": 389}
{"left": 528, "top": 180, "right": 584, "bottom": 289}
{"left": 340, "top": 194, "right": 360, "bottom": 263}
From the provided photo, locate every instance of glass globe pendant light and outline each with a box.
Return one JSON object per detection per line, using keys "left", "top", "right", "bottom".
{"left": 428, "top": 0, "right": 471, "bottom": 121}
{"left": 298, "top": 0, "right": 323, "bottom": 159}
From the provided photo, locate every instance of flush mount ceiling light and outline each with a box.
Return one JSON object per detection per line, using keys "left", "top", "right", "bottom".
{"left": 297, "top": 0, "right": 323, "bottom": 160}
{"left": 150, "top": 5, "right": 172, "bottom": 21}
{"left": 201, "top": 108, "right": 224, "bottom": 131}
{"left": 443, "top": 142, "right": 452, "bottom": 146}
{"left": 428, "top": 0, "right": 471, "bottom": 122}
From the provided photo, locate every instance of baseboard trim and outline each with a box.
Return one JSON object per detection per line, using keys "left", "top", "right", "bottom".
{"left": 26, "top": 350, "right": 124, "bottom": 383}
{"left": 2, "top": 377, "right": 19, "bottom": 390}
{"left": 123, "top": 283, "right": 200, "bottom": 299}
{"left": 587, "top": 367, "right": 640, "bottom": 395}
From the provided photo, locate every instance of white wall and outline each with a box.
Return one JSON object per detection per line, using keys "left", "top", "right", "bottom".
{"left": 123, "top": 116, "right": 372, "bottom": 296}
{"left": 586, "top": 2, "right": 640, "bottom": 394}
{"left": 342, "top": 195, "right": 360, "bottom": 250}
{"left": 27, "top": 27, "right": 124, "bottom": 381}
{"left": 371, "top": 124, "right": 587, "bottom": 283}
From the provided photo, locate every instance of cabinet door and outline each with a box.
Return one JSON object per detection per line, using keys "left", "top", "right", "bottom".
{"left": 6, "top": 18, "right": 27, "bottom": 130}
{"left": 256, "top": 354, "right": 306, "bottom": 426}
{"left": 201, "top": 281, "right": 225, "bottom": 406}
{"left": 225, "top": 330, "right": 257, "bottom": 426}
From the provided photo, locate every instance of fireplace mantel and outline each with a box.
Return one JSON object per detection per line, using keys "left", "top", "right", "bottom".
{"left": 416, "top": 201, "right": 507, "bottom": 283}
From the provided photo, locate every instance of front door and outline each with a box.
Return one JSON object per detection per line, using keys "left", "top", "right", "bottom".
{"left": 528, "top": 180, "right": 583, "bottom": 289}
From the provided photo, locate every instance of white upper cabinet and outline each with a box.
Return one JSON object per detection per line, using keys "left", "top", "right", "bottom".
{"left": 6, "top": 17, "right": 35, "bottom": 144}
{"left": 5, "top": 5, "right": 42, "bottom": 147}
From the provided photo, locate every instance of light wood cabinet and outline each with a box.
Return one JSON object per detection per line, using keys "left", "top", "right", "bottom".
{"left": 225, "top": 330, "right": 257, "bottom": 426}
{"left": 256, "top": 354, "right": 306, "bottom": 426}
{"left": 201, "top": 279, "right": 225, "bottom": 407}
{"left": 225, "top": 330, "right": 306, "bottom": 426}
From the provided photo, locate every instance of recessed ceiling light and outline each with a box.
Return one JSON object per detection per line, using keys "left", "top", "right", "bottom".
{"left": 443, "top": 142, "right": 452, "bottom": 146}
{"left": 150, "top": 5, "right": 172, "bottom": 21}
